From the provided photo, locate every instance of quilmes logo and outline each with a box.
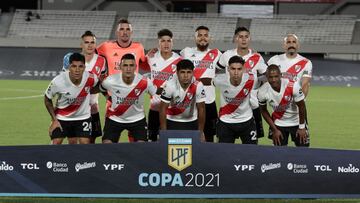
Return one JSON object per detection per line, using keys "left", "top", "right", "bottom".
{"left": 75, "top": 162, "right": 96, "bottom": 172}
{"left": 0, "top": 161, "right": 14, "bottom": 171}
{"left": 261, "top": 163, "right": 281, "bottom": 173}
{"left": 168, "top": 138, "right": 192, "bottom": 171}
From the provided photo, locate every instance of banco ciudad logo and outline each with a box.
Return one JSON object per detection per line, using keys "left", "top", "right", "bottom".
{"left": 168, "top": 138, "right": 192, "bottom": 171}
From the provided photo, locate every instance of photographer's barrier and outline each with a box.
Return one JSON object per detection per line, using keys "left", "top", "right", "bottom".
{"left": 0, "top": 130, "right": 360, "bottom": 198}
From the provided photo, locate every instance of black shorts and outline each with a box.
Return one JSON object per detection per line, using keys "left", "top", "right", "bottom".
{"left": 103, "top": 117, "right": 147, "bottom": 142}
{"left": 51, "top": 117, "right": 92, "bottom": 139}
{"left": 167, "top": 119, "right": 198, "bottom": 130}
{"left": 216, "top": 118, "right": 257, "bottom": 144}
{"left": 148, "top": 109, "right": 160, "bottom": 141}
{"left": 268, "top": 125, "right": 310, "bottom": 147}
{"left": 204, "top": 102, "right": 218, "bottom": 139}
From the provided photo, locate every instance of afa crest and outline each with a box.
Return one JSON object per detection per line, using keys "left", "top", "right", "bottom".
{"left": 168, "top": 138, "right": 192, "bottom": 171}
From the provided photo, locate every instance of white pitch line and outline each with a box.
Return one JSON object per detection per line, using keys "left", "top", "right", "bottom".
{"left": 0, "top": 88, "right": 43, "bottom": 93}
{"left": 0, "top": 95, "right": 43, "bottom": 101}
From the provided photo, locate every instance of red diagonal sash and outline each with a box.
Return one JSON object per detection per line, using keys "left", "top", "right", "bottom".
{"left": 271, "top": 81, "right": 294, "bottom": 121}
{"left": 107, "top": 78, "right": 148, "bottom": 117}
{"left": 91, "top": 56, "right": 105, "bottom": 77}
{"left": 167, "top": 82, "right": 197, "bottom": 115}
{"left": 244, "top": 54, "right": 260, "bottom": 71}
{"left": 219, "top": 74, "right": 254, "bottom": 117}
{"left": 152, "top": 57, "right": 182, "bottom": 88}
{"left": 55, "top": 75, "right": 95, "bottom": 116}
{"left": 193, "top": 49, "right": 219, "bottom": 79}
{"left": 284, "top": 59, "right": 308, "bottom": 79}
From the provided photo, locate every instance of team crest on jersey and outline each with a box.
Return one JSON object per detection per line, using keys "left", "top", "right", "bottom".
{"left": 116, "top": 90, "right": 121, "bottom": 94}
{"left": 85, "top": 87, "right": 90, "bottom": 93}
{"left": 134, "top": 88, "right": 141, "bottom": 96}
{"left": 186, "top": 92, "right": 193, "bottom": 100}
{"left": 285, "top": 95, "right": 292, "bottom": 101}
{"left": 249, "top": 60, "right": 254, "bottom": 68}
{"left": 209, "top": 53, "right": 214, "bottom": 60}
{"left": 243, "top": 88, "right": 249, "bottom": 96}
{"left": 295, "top": 65, "right": 301, "bottom": 73}
{"left": 95, "top": 66, "right": 100, "bottom": 74}
{"left": 171, "top": 64, "right": 177, "bottom": 72}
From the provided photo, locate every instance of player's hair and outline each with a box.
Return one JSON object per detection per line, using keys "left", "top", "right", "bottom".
{"left": 176, "top": 59, "right": 194, "bottom": 71}
{"left": 81, "top": 30, "right": 96, "bottom": 39}
{"left": 228, "top": 55, "right": 245, "bottom": 66}
{"left": 283, "top": 33, "right": 299, "bottom": 42}
{"left": 267, "top": 64, "right": 281, "bottom": 74}
{"left": 121, "top": 53, "right": 136, "bottom": 62}
{"left": 69, "top": 53, "right": 85, "bottom": 64}
{"left": 234, "top": 26, "right": 250, "bottom": 35}
{"left": 118, "top": 18, "right": 130, "bottom": 25}
{"left": 195, "top": 25, "right": 209, "bottom": 32}
{"left": 157, "top": 29, "right": 173, "bottom": 39}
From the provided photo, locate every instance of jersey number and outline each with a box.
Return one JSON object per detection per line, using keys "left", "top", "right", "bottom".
{"left": 250, "top": 130, "right": 257, "bottom": 141}
{"left": 82, "top": 121, "right": 92, "bottom": 132}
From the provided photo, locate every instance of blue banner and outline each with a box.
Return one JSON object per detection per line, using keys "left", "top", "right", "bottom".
{"left": 0, "top": 130, "right": 359, "bottom": 198}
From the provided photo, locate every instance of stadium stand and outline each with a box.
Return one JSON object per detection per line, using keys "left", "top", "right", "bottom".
{"left": 128, "top": 11, "right": 237, "bottom": 42}
{"left": 7, "top": 9, "right": 116, "bottom": 39}
{"left": 250, "top": 15, "right": 356, "bottom": 45}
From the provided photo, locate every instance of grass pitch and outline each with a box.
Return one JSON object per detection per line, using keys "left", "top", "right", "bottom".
{"left": 0, "top": 79, "right": 360, "bottom": 203}
{"left": 0, "top": 79, "right": 359, "bottom": 149}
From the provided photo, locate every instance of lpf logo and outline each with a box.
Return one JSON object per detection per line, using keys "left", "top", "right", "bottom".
{"left": 168, "top": 138, "right": 192, "bottom": 171}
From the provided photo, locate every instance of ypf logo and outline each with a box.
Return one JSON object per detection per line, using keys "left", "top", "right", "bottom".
{"left": 168, "top": 138, "right": 192, "bottom": 171}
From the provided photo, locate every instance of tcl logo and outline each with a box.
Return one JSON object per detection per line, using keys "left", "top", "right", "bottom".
{"left": 103, "top": 164, "right": 125, "bottom": 171}
{"left": 21, "top": 163, "right": 40, "bottom": 170}
{"left": 314, "top": 165, "right": 332, "bottom": 172}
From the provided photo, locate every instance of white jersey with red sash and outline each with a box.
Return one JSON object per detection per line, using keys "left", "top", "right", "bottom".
{"left": 100, "top": 73, "right": 157, "bottom": 123}
{"left": 180, "top": 47, "right": 221, "bottom": 104}
{"left": 147, "top": 51, "right": 182, "bottom": 111}
{"left": 45, "top": 71, "right": 98, "bottom": 121}
{"left": 85, "top": 54, "right": 107, "bottom": 77}
{"left": 214, "top": 73, "right": 257, "bottom": 123}
{"left": 267, "top": 53, "right": 312, "bottom": 85}
{"left": 258, "top": 78, "right": 305, "bottom": 127}
{"left": 85, "top": 53, "right": 107, "bottom": 106}
{"left": 217, "top": 49, "right": 266, "bottom": 109}
{"left": 160, "top": 78, "right": 206, "bottom": 122}
{"left": 218, "top": 49, "right": 266, "bottom": 74}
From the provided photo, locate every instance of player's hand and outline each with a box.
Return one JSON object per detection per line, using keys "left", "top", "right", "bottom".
{"left": 296, "top": 128, "right": 307, "bottom": 144}
{"left": 272, "top": 129, "right": 283, "bottom": 146}
{"left": 49, "top": 120, "right": 62, "bottom": 136}
{"left": 146, "top": 48, "right": 158, "bottom": 58}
